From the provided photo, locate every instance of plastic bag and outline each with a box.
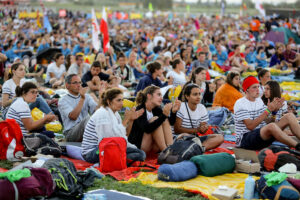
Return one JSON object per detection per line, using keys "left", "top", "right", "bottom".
{"left": 31, "top": 107, "right": 62, "bottom": 132}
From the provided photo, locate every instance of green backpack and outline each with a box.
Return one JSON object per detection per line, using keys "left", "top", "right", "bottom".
{"left": 42, "top": 158, "right": 83, "bottom": 199}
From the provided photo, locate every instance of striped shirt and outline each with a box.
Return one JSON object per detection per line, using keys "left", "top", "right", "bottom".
{"left": 81, "top": 117, "right": 98, "bottom": 156}
{"left": 1, "top": 78, "right": 25, "bottom": 116}
{"left": 82, "top": 106, "right": 136, "bottom": 156}
{"left": 6, "top": 97, "right": 31, "bottom": 135}
{"left": 234, "top": 97, "right": 266, "bottom": 146}
{"left": 275, "top": 101, "right": 288, "bottom": 121}
{"left": 177, "top": 102, "right": 209, "bottom": 129}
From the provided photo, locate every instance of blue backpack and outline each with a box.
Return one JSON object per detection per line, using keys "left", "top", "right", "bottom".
{"left": 256, "top": 175, "right": 300, "bottom": 200}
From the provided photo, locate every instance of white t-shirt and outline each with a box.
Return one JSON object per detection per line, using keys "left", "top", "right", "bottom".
{"left": 146, "top": 110, "right": 154, "bottom": 121}
{"left": 45, "top": 62, "right": 66, "bottom": 83}
{"left": 6, "top": 97, "right": 32, "bottom": 135}
{"left": 2, "top": 78, "right": 26, "bottom": 99}
{"left": 259, "top": 84, "right": 264, "bottom": 97}
{"left": 234, "top": 97, "right": 266, "bottom": 146}
{"left": 1, "top": 78, "right": 26, "bottom": 115}
{"left": 176, "top": 102, "right": 209, "bottom": 129}
{"left": 67, "top": 63, "right": 90, "bottom": 77}
{"left": 166, "top": 70, "right": 186, "bottom": 87}
{"left": 200, "top": 82, "right": 206, "bottom": 99}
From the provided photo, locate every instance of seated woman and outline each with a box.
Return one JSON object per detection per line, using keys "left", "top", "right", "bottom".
{"left": 174, "top": 84, "right": 224, "bottom": 151}
{"left": 45, "top": 53, "right": 66, "bottom": 88}
{"left": 81, "top": 88, "right": 146, "bottom": 163}
{"left": 213, "top": 71, "right": 243, "bottom": 112}
{"left": 95, "top": 52, "right": 113, "bottom": 75}
{"left": 135, "top": 62, "right": 172, "bottom": 96}
{"left": 6, "top": 82, "right": 56, "bottom": 135}
{"left": 1, "top": 62, "right": 53, "bottom": 119}
{"left": 269, "top": 45, "right": 288, "bottom": 69}
{"left": 257, "top": 68, "right": 271, "bottom": 97}
{"left": 262, "top": 80, "right": 288, "bottom": 123}
{"left": 166, "top": 58, "right": 187, "bottom": 87}
{"left": 128, "top": 86, "right": 179, "bottom": 153}
{"left": 184, "top": 67, "right": 214, "bottom": 106}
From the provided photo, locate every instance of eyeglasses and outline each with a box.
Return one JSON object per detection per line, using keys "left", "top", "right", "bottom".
{"left": 70, "top": 81, "right": 82, "bottom": 85}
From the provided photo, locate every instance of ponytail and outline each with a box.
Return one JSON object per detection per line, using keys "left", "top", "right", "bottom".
{"left": 101, "top": 88, "right": 123, "bottom": 107}
{"left": 15, "top": 82, "right": 37, "bottom": 97}
{"left": 170, "top": 58, "right": 181, "bottom": 69}
{"left": 136, "top": 86, "right": 160, "bottom": 105}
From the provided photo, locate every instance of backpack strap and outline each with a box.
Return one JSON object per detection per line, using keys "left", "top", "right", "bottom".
{"left": 11, "top": 181, "right": 19, "bottom": 200}
{"left": 192, "top": 137, "right": 205, "bottom": 152}
{"left": 274, "top": 185, "right": 299, "bottom": 200}
{"left": 184, "top": 102, "right": 194, "bottom": 129}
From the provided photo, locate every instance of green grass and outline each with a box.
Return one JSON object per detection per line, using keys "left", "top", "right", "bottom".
{"left": 0, "top": 160, "right": 14, "bottom": 170}
{"left": 87, "top": 176, "right": 207, "bottom": 200}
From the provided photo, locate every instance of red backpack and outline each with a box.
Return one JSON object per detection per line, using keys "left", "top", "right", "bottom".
{"left": 99, "top": 137, "right": 127, "bottom": 173}
{"left": 258, "top": 146, "right": 300, "bottom": 171}
{"left": 0, "top": 119, "right": 25, "bottom": 161}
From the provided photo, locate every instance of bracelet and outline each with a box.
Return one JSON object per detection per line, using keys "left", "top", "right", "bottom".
{"left": 265, "top": 108, "right": 271, "bottom": 114}
{"left": 264, "top": 110, "right": 270, "bottom": 116}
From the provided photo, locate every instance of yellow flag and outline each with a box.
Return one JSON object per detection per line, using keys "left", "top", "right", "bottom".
{"left": 36, "top": 10, "right": 42, "bottom": 28}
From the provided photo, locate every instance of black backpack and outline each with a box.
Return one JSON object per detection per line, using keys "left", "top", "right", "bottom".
{"left": 158, "top": 135, "right": 204, "bottom": 164}
{"left": 23, "top": 133, "right": 62, "bottom": 157}
{"left": 42, "top": 158, "right": 83, "bottom": 199}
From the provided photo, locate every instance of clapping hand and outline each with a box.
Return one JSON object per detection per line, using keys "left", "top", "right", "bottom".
{"left": 124, "top": 107, "right": 144, "bottom": 121}
{"left": 163, "top": 103, "right": 173, "bottom": 116}
{"left": 99, "top": 81, "right": 108, "bottom": 96}
{"left": 79, "top": 87, "right": 88, "bottom": 99}
{"left": 267, "top": 98, "right": 284, "bottom": 112}
{"left": 171, "top": 99, "right": 181, "bottom": 113}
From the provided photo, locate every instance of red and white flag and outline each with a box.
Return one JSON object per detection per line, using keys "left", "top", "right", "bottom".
{"left": 100, "top": 7, "right": 110, "bottom": 53}
{"left": 91, "top": 8, "right": 100, "bottom": 52}
{"left": 255, "top": 0, "right": 266, "bottom": 17}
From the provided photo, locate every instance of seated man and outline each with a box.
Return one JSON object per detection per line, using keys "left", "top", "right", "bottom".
{"left": 191, "top": 51, "right": 210, "bottom": 70}
{"left": 228, "top": 45, "right": 251, "bottom": 73}
{"left": 67, "top": 53, "right": 90, "bottom": 78}
{"left": 81, "top": 61, "right": 113, "bottom": 93}
{"left": 58, "top": 74, "right": 99, "bottom": 142}
{"left": 234, "top": 76, "right": 300, "bottom": 151}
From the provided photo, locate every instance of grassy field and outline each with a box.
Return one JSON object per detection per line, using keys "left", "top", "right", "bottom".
{"left": 0, "top": 159, "right": 206, "bottom": 199}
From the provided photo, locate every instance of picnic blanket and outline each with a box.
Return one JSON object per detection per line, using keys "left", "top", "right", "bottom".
{"left": 124, "top": 172, "right": 259, "bottom": 200}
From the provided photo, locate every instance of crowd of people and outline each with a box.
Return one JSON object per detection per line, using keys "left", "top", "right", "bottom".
{"left": 1, "top": 7, "right": 300, "bottom": 163}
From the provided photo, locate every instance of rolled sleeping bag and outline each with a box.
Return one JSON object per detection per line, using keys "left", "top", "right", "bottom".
{"left": 158, "top": 161, "right": 198, "bottom": 182}
{"left": 190, "top": 153, "right": 235, "bottom": 177}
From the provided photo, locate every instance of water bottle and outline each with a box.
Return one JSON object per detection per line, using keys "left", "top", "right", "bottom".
{"left": 244, "top": 175, "right": 255, "bottom": 200}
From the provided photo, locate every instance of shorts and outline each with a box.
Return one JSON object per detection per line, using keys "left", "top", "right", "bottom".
{"left": 239, "top": 128, "right": 274, "bottom": 150}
